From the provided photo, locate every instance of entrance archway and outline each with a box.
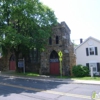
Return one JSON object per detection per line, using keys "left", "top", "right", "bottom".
{"left": 9, "top": 54, "right": 16, "bottom": 70}
{"left": 50, "top": 50, "right": 59, "bottom": 75}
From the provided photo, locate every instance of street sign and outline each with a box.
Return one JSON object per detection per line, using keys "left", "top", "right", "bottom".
{"left": 58, "top": 51, "right": 63, "bottom": 78}
{"left": 18, "top": 59, "right": 25, "bottom": 74}
{"left": 59, "top": 57, "right": 62, "bottom": 61}
{"left": 58, "top": 51, "right": 63, "bottom": 57}
{"left": 18, "top": 60, "right": 24, "bottom": 68}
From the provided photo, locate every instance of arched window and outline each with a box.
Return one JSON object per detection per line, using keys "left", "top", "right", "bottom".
{"left": 49, "top": 37, "right": 52, "bottom": 45}
{"left": 9, "top": 54, "right": 15, "bottom": 61}
{"left": 56, "top": 36, "right": 59, "bottom": 44}
{"left": 50, "top": 50, "right": 59, "bottom": 59}
{"left": 30, "top": 48, "right": 39, "bottom": 63}
{"left": 50, "top": 50, "right": 59, "bottom": 62}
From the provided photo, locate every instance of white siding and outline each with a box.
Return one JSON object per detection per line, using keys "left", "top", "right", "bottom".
{"left": 76, "top": 38, "right": 100, "bottom": 66}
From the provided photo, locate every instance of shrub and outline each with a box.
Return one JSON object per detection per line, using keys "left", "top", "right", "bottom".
{"left": 72, "top": 65, "right": 89, "bottom": 77}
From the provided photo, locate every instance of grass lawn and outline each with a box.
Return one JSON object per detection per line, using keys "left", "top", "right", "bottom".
{"left": 72, "top": 76, "right": 100, "bottom": 81}
{"left": 5, "top": 71, "right": 100, "bottom": 81}
{"left": 13, "top": 72, "right": 40, "bottom": 77}
{"left": 57, "top": 76, "right": 100, "bottom": 81}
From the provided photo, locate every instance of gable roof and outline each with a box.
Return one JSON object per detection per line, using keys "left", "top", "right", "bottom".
{"left": 75, "top": 36, "right": 100, "bottom": 50}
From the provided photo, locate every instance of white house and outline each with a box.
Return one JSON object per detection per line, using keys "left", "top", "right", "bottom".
{"left": 75, "top": 36, "right": 100, "bottom": 75}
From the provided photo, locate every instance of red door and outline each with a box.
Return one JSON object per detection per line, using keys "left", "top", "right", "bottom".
{"left": 9, "top": 61, "right": 16, "bottom": 70}
{"left": 50, "top": 50, "right": 59, "bottom": 75}
{"left": 9, "top": 54, "right": 16, "bottom": 70}
{"left": 50, "top": 62, "right": 59, "bottom": 75}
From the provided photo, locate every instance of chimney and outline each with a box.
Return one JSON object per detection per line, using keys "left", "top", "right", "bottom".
{"left": 80, "top": 38, "right": 83, "bottom": 44}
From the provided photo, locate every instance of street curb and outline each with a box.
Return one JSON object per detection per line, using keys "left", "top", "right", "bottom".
{"left": 0, "top": 74, "right": 100, "bottom": 85}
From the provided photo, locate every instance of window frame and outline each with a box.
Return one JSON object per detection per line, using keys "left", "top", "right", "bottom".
{"left": 56, "top": 36, "right": 59, "bottom": 44}
{"left": 86, "top": 62, "right": 100, "bottom": 73}
{"left": 88, "top": 47, "right": 95, "bottom": 55}
{"left": 86, "top": 47, "right": 98, "bottom": 56}
{"left": 49, "top": 37, "right": 52, "bottom": 45}
{"left": 89, "top": 63, "right": 97, "bottom": 73}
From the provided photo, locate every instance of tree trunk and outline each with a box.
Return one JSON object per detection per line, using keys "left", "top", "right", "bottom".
{"left": 14, "top": 50, "right": 20, "bottom": 72}
{"left": 3, "top": 49, "right": 11, "bottom": 71}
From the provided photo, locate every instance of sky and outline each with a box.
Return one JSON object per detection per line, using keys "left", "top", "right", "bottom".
{"left": 40, "top": 0, "right": 100, "bottom": 44}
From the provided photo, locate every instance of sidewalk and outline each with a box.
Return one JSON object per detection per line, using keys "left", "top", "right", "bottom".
{"left": 0, "top": 71, "right": 100, "bottom": 85}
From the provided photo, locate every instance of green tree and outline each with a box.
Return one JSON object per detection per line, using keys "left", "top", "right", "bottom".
{"left": 0, "top": 0, "right": 57, "bottom": 70}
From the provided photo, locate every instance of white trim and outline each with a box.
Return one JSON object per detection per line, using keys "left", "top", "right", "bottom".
{"left": 75, "top": 36, "right": 100, "bottom": 50}
{"left": 89, "top": 61, "right": 98, "bottom": 63}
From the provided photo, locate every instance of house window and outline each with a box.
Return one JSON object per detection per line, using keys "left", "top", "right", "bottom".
{"left": 86, "top": 47, "right": 98, "bottom": 56}
{"left": 49, "top": 37, "right": 52, "bottom": 45}
{"left": 86, "top": 63, "right": 97, "bottom": 73}
{"left": 93, "top": 67, "right": 96, "bottom": 71}
{"left": 89, "top": 47, "right": 94, "bottom": 55}
{"left": 86, "top": 63, "right": 100, "bottom": 73}
{"left": 89, "top": 63, "right": 97, "bottom": 72}
{"left": 30, "top": 48, "right": 39, "bottom": 63}
{"left": 56, "top": 36, "right": 59, "bottom": 44}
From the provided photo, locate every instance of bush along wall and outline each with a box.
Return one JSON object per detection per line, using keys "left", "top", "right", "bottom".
{"left": 72, "top": 65, "right": 89, "bottom": 77}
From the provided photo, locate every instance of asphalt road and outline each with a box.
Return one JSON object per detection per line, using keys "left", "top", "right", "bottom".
{"left": 0, "top": 76, "right": 100, "bottom": 100}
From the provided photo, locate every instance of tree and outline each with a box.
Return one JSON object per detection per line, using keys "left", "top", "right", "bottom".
{"left": 0, "top": 0, "right": 57, "bottom": 70}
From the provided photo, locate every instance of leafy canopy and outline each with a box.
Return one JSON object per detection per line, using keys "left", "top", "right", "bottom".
{"left": 0, "top": 0, "right": 57, "bottom": 55}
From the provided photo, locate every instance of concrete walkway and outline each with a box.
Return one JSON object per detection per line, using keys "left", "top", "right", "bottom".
{"left": 0, "top": 71, "right": 100, "bottom": 85}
